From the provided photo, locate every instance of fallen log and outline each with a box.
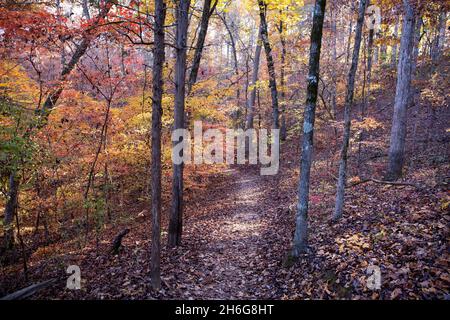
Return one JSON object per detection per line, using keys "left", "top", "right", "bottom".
{"left": 1, "top": 278, "right": 57, "bottom": 300}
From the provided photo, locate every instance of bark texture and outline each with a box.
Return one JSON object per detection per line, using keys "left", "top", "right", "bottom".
{"left": 333, "top": 0, "right": 367, "bottom": 221}
{"left": 150, "top": 0, "right": 166, "bottom": 290}
{"left": 279, "top": 15, "right": 288, "bottom": 140}
{"left": 168, "top": 0, "right": 191, "bottom": 248}
{"left": 386, "top": 0, "right": 416, "bottom": 181}
{"left": 291, "top": 0, "right": 327, "bottom": 257}
{"left": 245, "top": 24, "right": 263, "bottom": 130}
{"left": 187, "top": 0, "right": 218, "bottom": 95}
{"left": 258, "top": 0, "right": 280, "bottom": 129}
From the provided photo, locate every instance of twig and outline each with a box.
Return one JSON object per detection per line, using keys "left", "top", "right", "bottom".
{"left": 349, "top": 177, "right": 424, "bottom": 189}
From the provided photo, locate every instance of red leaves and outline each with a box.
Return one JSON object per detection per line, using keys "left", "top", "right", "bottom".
{"left": 0, "top": 8, "right": 65, "bottom": 49}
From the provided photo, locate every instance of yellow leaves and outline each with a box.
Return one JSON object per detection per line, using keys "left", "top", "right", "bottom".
{"left": 336, "top": 233, "right": 371, "bottom": 253}
{"left": 238, "top": 0, "right": 303, "bottom": 25}
{"left": 348, "top": 176, "right": 361, "bottom": 184}
{"left": 126, "top": 112, "right": 151, "bottom": 132}
{"left": 439, "top": 192, "right": 450, "bottom": 211}
{"left": 186, "top": 79, "right": 230, "bottom": 123}
{"left": 352, "top": 117, "right": 384, "bottom": 131}
{"left": 0, "top": 60, "right": 38, "bottom": 107}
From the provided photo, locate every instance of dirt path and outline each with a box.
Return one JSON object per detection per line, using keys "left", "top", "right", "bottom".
{"left": 164, "top": 167, "right": 276, "bottom": 299}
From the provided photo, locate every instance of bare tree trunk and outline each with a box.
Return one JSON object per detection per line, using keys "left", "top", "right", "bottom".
{"left": 3, "top": 172, "right": 18, "bottom": 250}
{"left": 291, "top": 0, "right": 327, "bottom": 258}
{"left": 391, "top": 17, "right": 399, "bottom": 67}
{"left": 168, "top": 0, "right": 190, "bottom": 248}
{"left": 258, "top": 0, "right": 280, "bottom": 129}
{"left": 219, "top": 13, "right": 241, "bottom": 126}
{"left": 279, "top": 14, "right": 288, "bottom": 141}
{"left": 431, "top": 12, "right": 447, "bottom": 62}
{"left": 346, "top": 0, "right": 355, "bottom": 66}
{"left": 412, "top": 16, "right": 423, "bottom": 75}
{"left": 437, "top": 12, "right": 447, "bottom": 54}
{"left": 357, "top": 26, "right": 374, "bottom": 170}
{"left": 386, "top": 0, "right": 416, "bottom": 181}
{"left": 245, "top": 24, "right": 263, "bottom": 130}
{"left": 333, "top": 0, "right": 367, "bottom": 222}
{"left": 380, "top": 26, "right": 387, "bottom": 63}
{"left": 410, "top": 16, "right": 423, "bottom": 168}
{"left": 150, "top": 0, "right": 166, "bottom": 291}
{"left": 330, "top": 6, "right": 338, "bottom": 119}
{"left": 187, "top": 0, "right": 218, "bottom": 95}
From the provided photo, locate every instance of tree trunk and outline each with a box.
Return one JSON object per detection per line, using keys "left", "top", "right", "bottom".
{"left": 410, "top": 16, "right": 423, "bottom": 168}
{"left": 219, "top": 13, "right": 241, "bottom": 126}
{"left": 437, "top": 12, "right": 447, "bottom": 54}
{"left": 187, "top": 0, "right": 218, "bottom": 95}
{"left": 346, "top": 0, "right": 355, "bottom": 66}
{"left": 333, "top": 0, "right": 367, "bottom": 222}
{"left": 168, "top": 0, "right": 191, "bottom": 248}
{"left": 412, "top": 16, "right": 422, "bottom": 75}
{"left": 245, "top": 24, "right": 263, "bottom": 130}
{"left": 279, "top": 15, "right": 288, "bottom": 141}
{"left": 150, "top": 0, "right": 166, "bottom": 291}
{"left": 330, "top": 6, "right": 338, "bottom": 119}
{"left": 357, "top": 25, "right": 374, "bottom": 171}
{"left": 3, "top": 172, "right": 18, "bottom": 250}
{"left": 380, "top": 26, "right": 387, "bottom": 63}
{"left": 386, "top": 0, "right": 416, "bottom": 181}
{"left": 431, "top": 12, "right": 447, "bottom": 62}
{"left": 258, "top": 0, "right": 280, "bottom": 129}
{"left": 391, "top": 17, "right": 399, "bottom": 67}
{"left": 291, "top": 0, "right": 327, "bottom": 258}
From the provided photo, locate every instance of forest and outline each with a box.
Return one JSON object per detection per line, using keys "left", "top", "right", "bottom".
{"left": 0, "top": 0, "right": 448, "bottom": 301}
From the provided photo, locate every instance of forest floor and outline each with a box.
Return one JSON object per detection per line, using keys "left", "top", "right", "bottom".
{"left": 2, "top": 145, "right": 449, "bottom": 300}
{"left": 1, "top": 60, "right": 449, "bottom": 300}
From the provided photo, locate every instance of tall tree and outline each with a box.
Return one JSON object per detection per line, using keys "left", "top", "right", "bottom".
{"left": 168, "top": 0, "right": 191, "bottom": 248}
{"left": 333, "top": 0, "right": 367, "bottom": 222}
{"left": 150, "top": 0, "right": 167, "bottom": 291}
{"left": 278, "top": 10, "right": 288, "bottom": 140}
{"left": 245, "top": 24, "right": 263, "bottom": 130}
{"left": 219, "top": 12, "right": 241, "bottom": 126}
{"left": 187, "top": 0, "right": 218, "bottom": 95}
{"left": 391, "top": 16, "right": 399, "bottom": 67}
{"left": 386, "top": 0, "right": 416, "bottom": 180}
{"left": 330, "top": 4, "right": 338, "bottom": 119}
{"left": 431, "top": 11, "right": 447, "bottom": 61}
{"left": 346, "top": 0, "right": 356, "bottom": 66}
{"left": 357, "top": 17, "right": 375, "bottom": 171}
{"left": 258, "top": 0, "right": 280, "bottom": 129}
{"left": 291, "top": 0, "right": 327, "bottom": 257}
